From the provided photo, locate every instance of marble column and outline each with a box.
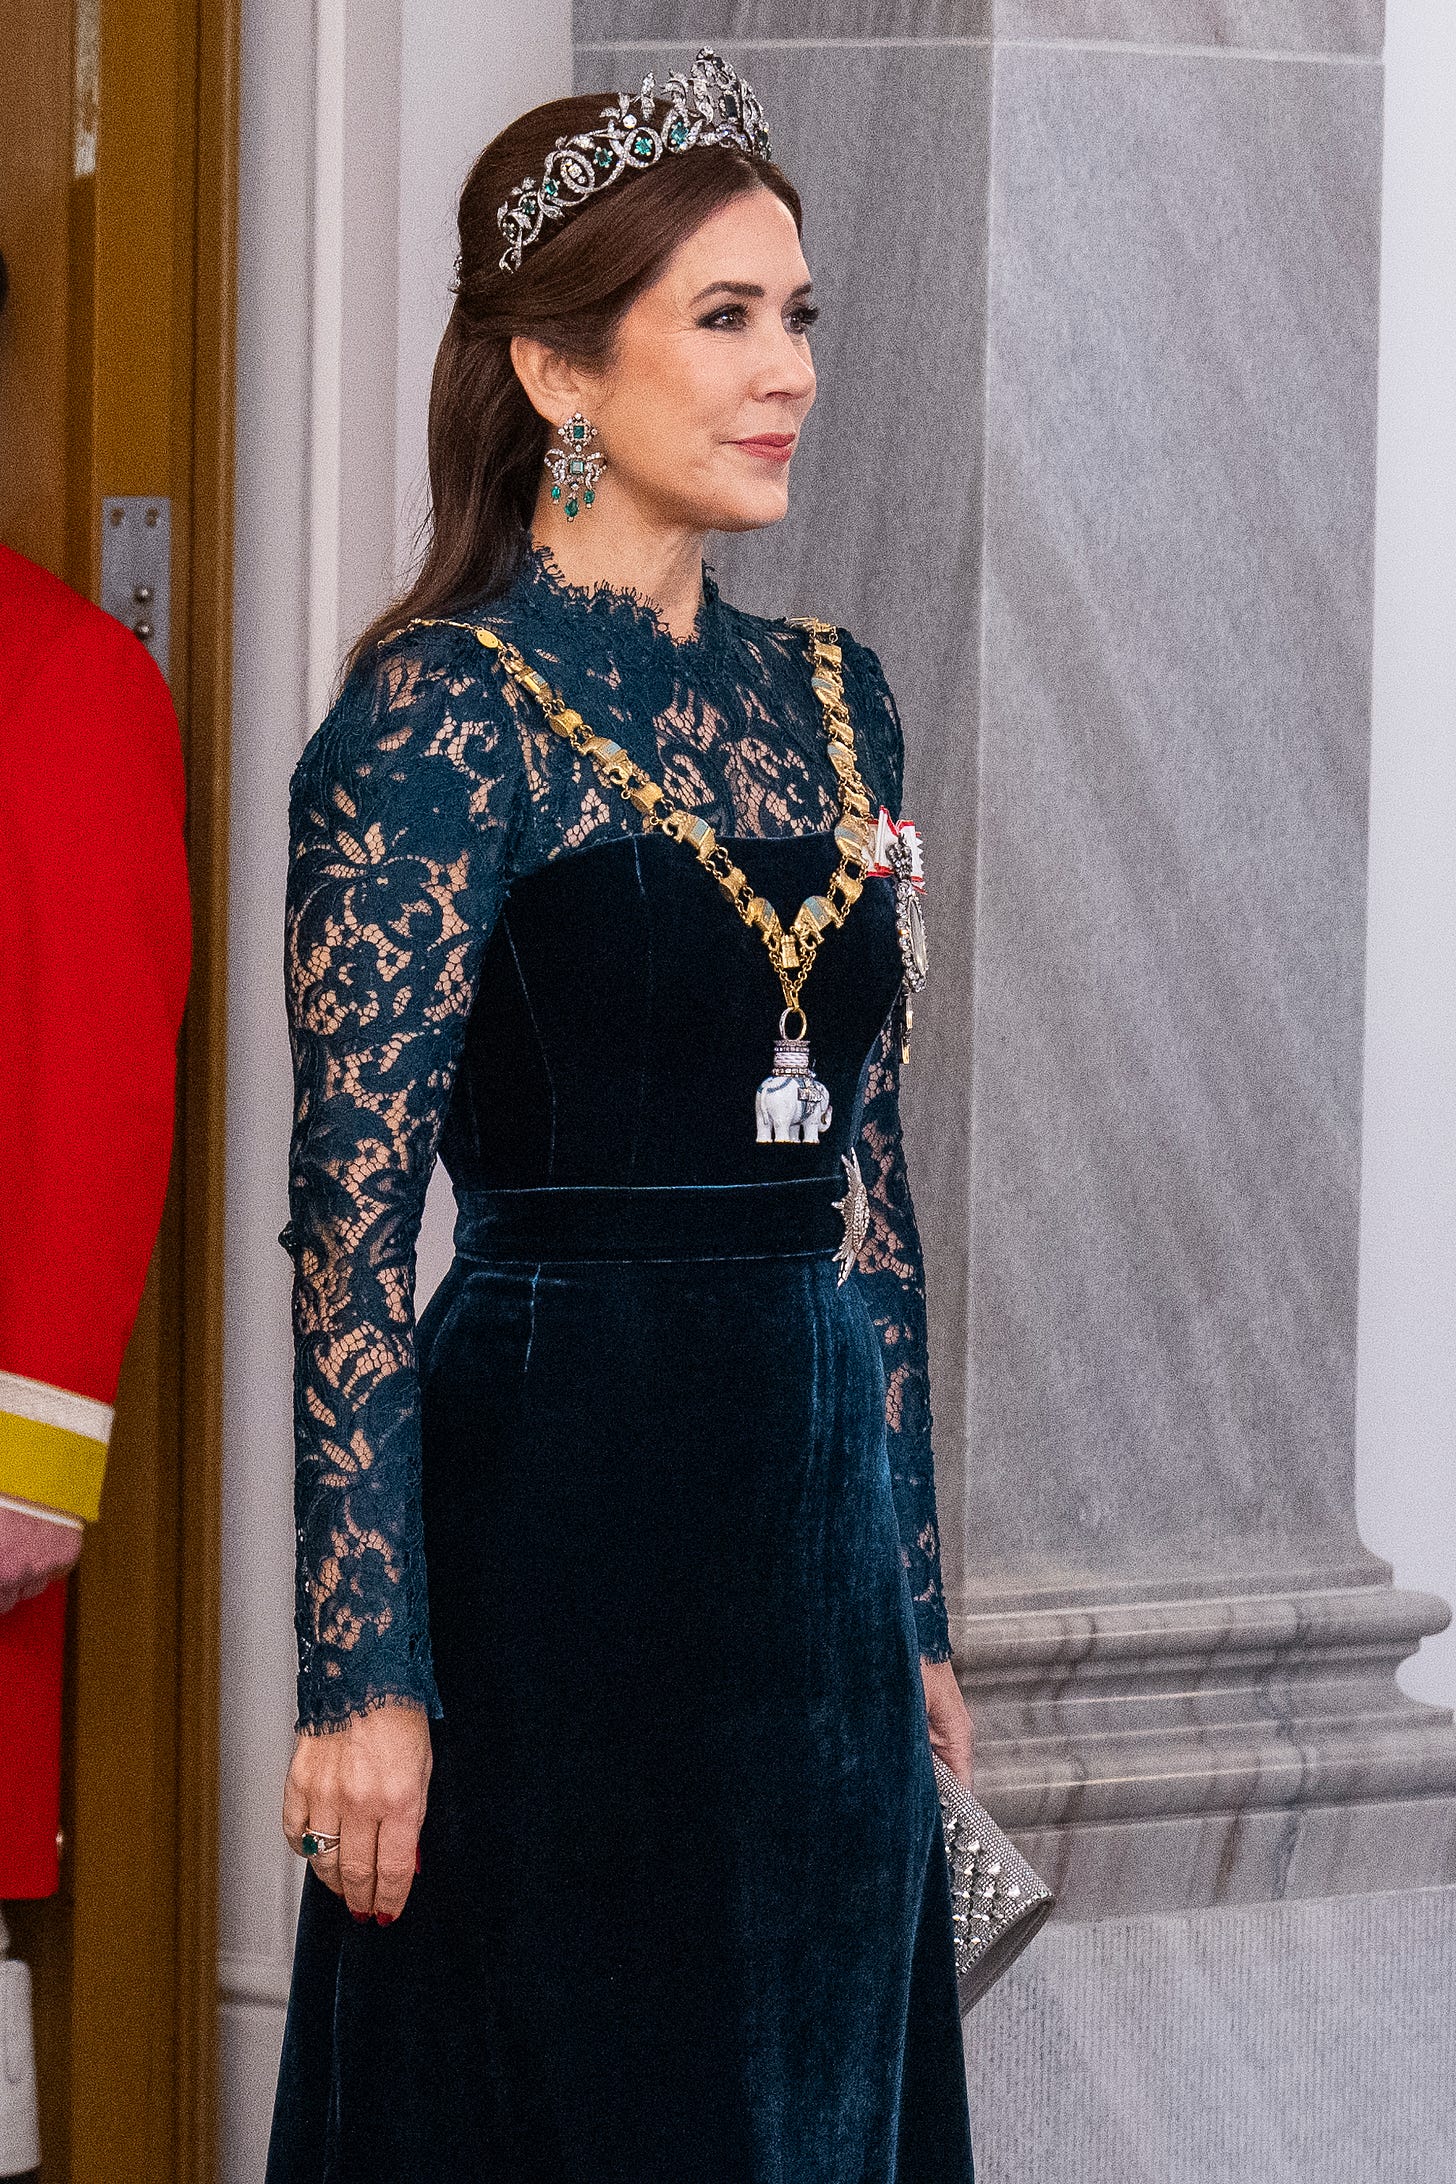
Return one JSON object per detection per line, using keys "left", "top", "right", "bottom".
{"left": 945, "top": 2, "right": 1456, "bottom": 1917}
{"left": 574, "top": 3, "right": 1456, "bottom": 1921}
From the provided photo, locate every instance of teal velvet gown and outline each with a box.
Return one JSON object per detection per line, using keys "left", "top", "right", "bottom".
{"left": 265, "top": 543, "right": 974, "bottom": 2183}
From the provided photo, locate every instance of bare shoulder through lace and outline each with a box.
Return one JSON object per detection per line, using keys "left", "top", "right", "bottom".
{"left": 281, "top": 543, "right": 950, "bottom": 1734}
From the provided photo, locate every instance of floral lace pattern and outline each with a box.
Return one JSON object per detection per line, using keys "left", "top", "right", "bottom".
{"left": 281, "top": 544, "right": 951, "bottom": 1734}
{"left": 854, "top": 1026, "right": 949, "bottom": 1660}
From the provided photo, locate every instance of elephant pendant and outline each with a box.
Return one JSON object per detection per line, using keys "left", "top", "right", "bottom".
{"left": 755, "top": 1010, "right": 833, "bottom": 1143}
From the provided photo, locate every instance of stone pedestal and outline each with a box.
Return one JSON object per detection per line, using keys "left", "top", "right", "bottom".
{"left": 969, "top": 1586, "right": 1456, "bottom": 1912}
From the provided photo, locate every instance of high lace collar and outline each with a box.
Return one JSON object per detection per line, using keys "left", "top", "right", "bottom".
{"left": 497, "top": 539, "right": 724, "bottom": 660}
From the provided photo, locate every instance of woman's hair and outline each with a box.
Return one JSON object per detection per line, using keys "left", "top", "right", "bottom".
{"left": 344, "top": 95, "right": 803, "bottom": 680}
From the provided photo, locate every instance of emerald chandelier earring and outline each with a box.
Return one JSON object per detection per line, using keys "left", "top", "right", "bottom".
{"left": 545, "top": 411, "right": 605, "bottom": 519}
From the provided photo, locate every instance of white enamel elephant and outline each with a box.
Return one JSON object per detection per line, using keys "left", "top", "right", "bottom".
{"left": 755, "top": 1071, "right": 833, "bottom": 1143}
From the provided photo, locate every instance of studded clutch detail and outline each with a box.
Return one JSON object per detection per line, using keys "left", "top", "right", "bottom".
{"left": 932, "top": 1754, "right": 1055, "bottom": 2013}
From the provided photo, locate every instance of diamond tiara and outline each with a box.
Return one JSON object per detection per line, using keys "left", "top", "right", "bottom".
{"left": 495, "top": 47, "right": 772, "bottom": 276}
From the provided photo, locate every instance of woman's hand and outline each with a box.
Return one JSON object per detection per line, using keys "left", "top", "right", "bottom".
{"left": 0, "top": 1506, "right": 83, "bottom": 1617}
{"left": 920, "top": 1656, "right": 974, "bottom": 1788}
{"left": 282, "top": 1699, "right": 433, "bottom": 1922}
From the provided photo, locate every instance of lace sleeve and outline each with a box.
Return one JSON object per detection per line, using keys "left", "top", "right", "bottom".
{"left": 281, "top": 628, "right": 525, "bottom": 1734}
{"left": 843, "top": 633, "right": 952, "bottom": 1664}
{"left": 855, "top": 1023, "right": 951, "bottom": 1662}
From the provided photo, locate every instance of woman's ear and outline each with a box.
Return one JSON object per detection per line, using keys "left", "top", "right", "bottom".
{"left": 510, "top": 334, "right": 594, "bottom": 429}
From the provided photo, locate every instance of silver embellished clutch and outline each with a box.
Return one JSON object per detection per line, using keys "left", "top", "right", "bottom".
{"left": 933, "top": 1754, "right": 1055, "bottom": 2012}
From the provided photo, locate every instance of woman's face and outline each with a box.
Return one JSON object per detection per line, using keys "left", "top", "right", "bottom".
{"left": 530, "top": 186, "right": 818, "bottom": 537}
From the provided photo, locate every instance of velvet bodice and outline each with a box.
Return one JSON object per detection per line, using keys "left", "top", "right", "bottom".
{"left": 446, "top": 831, "right": 901, "bottom": 1188}
{"left": 280, "top": 542, "right": 950, "bottom": 1733}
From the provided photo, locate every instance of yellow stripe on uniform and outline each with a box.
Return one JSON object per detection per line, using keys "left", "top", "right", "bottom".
{"left": 0, "top": 1370, "right": 113, "bottom": 1522}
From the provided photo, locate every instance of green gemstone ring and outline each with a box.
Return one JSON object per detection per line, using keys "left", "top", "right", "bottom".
{"left": 300, "top": 1829, "right": 341, "bottom": 1858}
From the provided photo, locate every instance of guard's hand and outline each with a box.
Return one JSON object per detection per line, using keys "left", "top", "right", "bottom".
{"left": 282, "top": 1698, "right": 432, "bottom": 1923}
{"left": 920, "top": 1655, "right": 974, "bottom": 1788}
{"left": 0, "top": 1506, "right": 83, "bottom": 1617}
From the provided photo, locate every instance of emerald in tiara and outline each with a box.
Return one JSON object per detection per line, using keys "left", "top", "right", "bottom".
{"left": 496, "top": 47, "right": 772, "bottom": 276}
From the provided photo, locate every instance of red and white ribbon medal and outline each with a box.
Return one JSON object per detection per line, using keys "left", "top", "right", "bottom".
{"left": 867, "top": 807, "right": 926, "bottom": 893}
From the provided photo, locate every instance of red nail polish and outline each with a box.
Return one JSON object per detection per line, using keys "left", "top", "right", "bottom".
{"left": 414, "top": 1845, "right": 423, "bottom": 1875}
{"left": 350, "top": 1910, "right": 369, "bottom": 1925}
{"left": 375, "top": 1911, "right": 394, "bottom": 1926}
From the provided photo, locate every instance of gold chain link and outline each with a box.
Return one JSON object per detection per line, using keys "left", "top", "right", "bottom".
{"left": 407, "top": 611, "right": 876, "bottom": 1018}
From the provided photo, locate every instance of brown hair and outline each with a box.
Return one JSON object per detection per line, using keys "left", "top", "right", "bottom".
{"left": 345, "top": 96, "right": 803, "bottom": 679}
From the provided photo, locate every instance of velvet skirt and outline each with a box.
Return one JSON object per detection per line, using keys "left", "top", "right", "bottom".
{"left": 265, "top": 1175, "right": 974, "bottom": 2182}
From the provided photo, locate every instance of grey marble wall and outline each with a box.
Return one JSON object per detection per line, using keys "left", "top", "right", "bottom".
{"left": 576, "top": 1, "right": 1456, "bottom": 1920}
{"left": 577, "top": 1, "right": 1379, "bottom": 47}
{"left": 972, "top": 39, "right": 1381, "bottom": 1607}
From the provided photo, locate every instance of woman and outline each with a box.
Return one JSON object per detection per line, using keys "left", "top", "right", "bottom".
{"left": 267, "top": 50, "right": 975, "bottom": 2183}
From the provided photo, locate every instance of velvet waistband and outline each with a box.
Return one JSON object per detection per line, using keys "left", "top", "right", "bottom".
{"left": 451, "top": 1176, "right": 849, "bottom": 1264}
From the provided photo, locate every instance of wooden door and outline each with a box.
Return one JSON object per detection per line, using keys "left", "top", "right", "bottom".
{"left": 0, "top": 7, "right": 71, "bottom": 570}
{"left": 0, "top": 0, "right": 235, "bottom": 2175}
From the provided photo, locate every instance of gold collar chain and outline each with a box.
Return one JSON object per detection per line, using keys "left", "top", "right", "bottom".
{"left": 410, "top": 613, "right": 876, "bottom": 1025}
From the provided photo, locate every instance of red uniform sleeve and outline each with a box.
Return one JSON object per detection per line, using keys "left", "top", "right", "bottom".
{"left": 0, "top": 546, "right": 191, "bottom": 1521}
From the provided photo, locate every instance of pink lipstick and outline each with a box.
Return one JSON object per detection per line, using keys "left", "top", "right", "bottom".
{"left": 732, "top": 434, "right": 795, "bottom": 464}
